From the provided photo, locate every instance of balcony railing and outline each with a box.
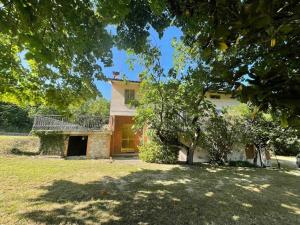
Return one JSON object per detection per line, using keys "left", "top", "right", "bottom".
{"left": 32, "top": 115, "right": 108, "bottom": 131}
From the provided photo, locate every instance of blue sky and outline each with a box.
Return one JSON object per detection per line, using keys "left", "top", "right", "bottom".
{"left": 96, "top": 26, "right": 183, "bottom": 100}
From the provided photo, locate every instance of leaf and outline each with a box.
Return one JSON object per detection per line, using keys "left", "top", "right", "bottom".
{"left": 270, "top": 38, "right": 276, "bottom": 47}
{"left": 218, "top": 42, "right": 228, "bottom": 51}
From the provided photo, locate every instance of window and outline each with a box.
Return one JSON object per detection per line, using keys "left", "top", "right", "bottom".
{"left": 209, "top": 94, "right": 221, "bottom": 99}
{"left": 121, "top": 124, "right": 135, "bottom": 152}
{"left": 124, "top": 89, "right": 135, "bottom": 104}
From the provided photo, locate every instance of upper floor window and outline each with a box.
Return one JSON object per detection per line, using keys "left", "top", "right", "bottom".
{"left": 124, "top": 89, "right": 135, "bottom": 104}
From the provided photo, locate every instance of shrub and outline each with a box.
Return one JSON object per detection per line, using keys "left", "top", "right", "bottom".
{"left": 201, "top": 116, "right": 235, "bottom": 165}
{"left": 138, "top": 141, "right": 178, "bottom": 164}
{"left": 33, "top": 131, "right": 65, "bottom": 156}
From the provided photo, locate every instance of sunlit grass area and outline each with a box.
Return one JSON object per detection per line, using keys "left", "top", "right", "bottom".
{"left": 0, "top": 155, "right": 299, "bottom": 225}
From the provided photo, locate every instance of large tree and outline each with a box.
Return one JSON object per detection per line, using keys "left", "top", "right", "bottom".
{"left": 0, "top": 0, "right": 113, "bottom": 107}
{"left": 163, "top": 0, "right": 300, "bottom": 127}
{"left": 135, "top": 48, "right": 217, "bottom": 164}
{"left": 0, "top": 0, "right": 169, "bottom": 108}
{"left": 128, "top": 0, "right": 300, "bottom": 127}
{"left": 1, "top": 0, "right": 299, "bottom": 125}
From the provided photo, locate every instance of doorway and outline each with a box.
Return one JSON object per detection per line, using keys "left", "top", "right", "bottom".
{"left": 67, "top": 136, "right": 88, "bottom": 156}
{"left": 121, "top": 124, "right": 135, "bottom": 152}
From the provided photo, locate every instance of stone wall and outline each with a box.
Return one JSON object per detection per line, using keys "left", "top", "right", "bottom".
{"left": 35, "top": 130, "right": 112, "bottom": 159}
{"left": 87, "top": 131, "right": 111, "bottom": 159}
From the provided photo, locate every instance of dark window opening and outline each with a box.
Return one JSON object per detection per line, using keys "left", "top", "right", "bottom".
{"left": 67, "top": 136, "right": 88, "bottom": 156}
{"left": 210, "top": 94, "right": 221, "bottom": 99}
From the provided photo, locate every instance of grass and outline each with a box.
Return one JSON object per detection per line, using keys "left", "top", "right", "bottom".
{"left": 0, "top": 135, "right": 39, "bottom": 155}
{"left": 0, "top": 155, "right": 299, "bottom": 225}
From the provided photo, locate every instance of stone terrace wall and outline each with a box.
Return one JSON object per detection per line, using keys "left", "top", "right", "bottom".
{"left": 87, "top": 131, "right": 111, "bottom": 159}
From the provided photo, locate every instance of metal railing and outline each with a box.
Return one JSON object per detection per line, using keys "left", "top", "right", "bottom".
{"left": 32, "top": 115, "right": 108, "bottom": 131}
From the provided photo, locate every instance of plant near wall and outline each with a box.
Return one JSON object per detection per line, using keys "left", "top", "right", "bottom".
{"left": 201, "top": 115, "right": 236, "bottom": 165}
{"left": 138, "top": 139, "right": 178, "bottom": 164}
{"left": 32, "top": 131, "right": 65, "bottom": 156}
{"left": 225, "top": 104, "right": 299, "bottom": 166}
{"left": 271, "top": 126, "right": 299, "bottom": 156}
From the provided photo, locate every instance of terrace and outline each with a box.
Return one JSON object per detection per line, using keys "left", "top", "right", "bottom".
{"left": 32, "top": 115, "right": 108, "bottom": 132}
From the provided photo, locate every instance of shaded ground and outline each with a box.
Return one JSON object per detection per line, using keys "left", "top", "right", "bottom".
{"left": 0, "top": 156, "right": 299, "bottom": 225}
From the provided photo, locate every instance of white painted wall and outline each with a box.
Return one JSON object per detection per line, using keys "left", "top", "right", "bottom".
{"left": 110, "top": 83, "right": 239, "bottom": 116}
{"left": 110, "top": 80, "right": 140, "bottom": 116}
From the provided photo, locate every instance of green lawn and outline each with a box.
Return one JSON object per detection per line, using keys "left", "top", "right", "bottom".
{"left": 0, "top": 155, "right": 299, "bottom": 225}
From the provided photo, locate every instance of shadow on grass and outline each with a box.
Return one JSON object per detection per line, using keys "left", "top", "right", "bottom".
{"left": 23, "top": 166, "right": 300, "bottom": 225}
{"left": 10, "top": 148, "right": 39, "bottom": 156}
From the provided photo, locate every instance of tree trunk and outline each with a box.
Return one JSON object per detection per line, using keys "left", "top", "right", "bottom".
{"left": 187, "top": 147, "right": 194, "bottom": 165}
{"left": 257, "top": 146, "right": 264, "bottom": 167}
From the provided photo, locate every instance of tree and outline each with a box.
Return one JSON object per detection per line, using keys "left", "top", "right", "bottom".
{"left": 0, "top": 0, "right": 116, "bottom": 107}
{"left": 163, "top": 0, "right": 300, "bottom": 127}
{"left": 0, "top": 102, "right": 32, "bottom": 132}
{"left": 130, "top": 0, "right": 300, "bottom": 127}
{"left": 225, "top": 104, "right": 299, "bottom": 166}
{"left": 2, "top": 0, "right": 299, "bottom": 126}
{"left": 68, "top": 97, "right": 110, "bottom": 123}
{"left": 134, "top": 48, "right": 216, "bottom": 164}
{"left": 0, "top": 0, "right": 170, "bottom": 109}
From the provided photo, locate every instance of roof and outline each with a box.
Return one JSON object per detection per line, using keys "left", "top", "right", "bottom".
{"left": 108, "top": 78, "right": 141, "bottom": 84}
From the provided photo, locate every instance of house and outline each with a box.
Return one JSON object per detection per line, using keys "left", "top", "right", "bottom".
{"left": 108, "top": 73, "right": 237, "bottom": 158}
{"left": 108, "top": 72, "right": 271, "bottom": 166}
{"left": 32, "top": 72, "right": 271, "bottom": 166}
{"left": 108, "top": 73, "right": 142, "bottom": 156}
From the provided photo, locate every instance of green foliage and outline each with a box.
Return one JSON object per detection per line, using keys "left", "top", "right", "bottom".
{"left": 225, "top": 104, "right": 300, "bottom": 157}
{"left": 0, "top": 102, "right": 33, "bottom": 132}
{"left": 163, "top": 0, "right": 300, "bottom": 127}
{"left": 1, "top": 0, "right": 299, "bottom": 125}
{"left": 0, "top": 0, "right": 116, "bottom": 108}
{"left": 34, "top": 131, "right": 65, "bottom": 156}
{"left": 138, "top": 141, "right": 178, "bottom": 164}
{"left": 0, "top": 0, "right": 170, "bottom": 109}
{"left": 134, "top": 48, "right": 217, "bottom": 164}
{"left": 68, "top": 97, "right": 110, "bottom": 122}
{"left": 201, "top": 116, "right": 235, "bottom": 165}
{"left": 270, "top": 126, "right": 299, "bottom": 156}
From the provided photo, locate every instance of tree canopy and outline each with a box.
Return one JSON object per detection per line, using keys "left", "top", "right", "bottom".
{"left": 163, "top": 0, "right": 300, "bottom": 127}
{"left": 1, "top": 0, "right": 299, "bottom": 125}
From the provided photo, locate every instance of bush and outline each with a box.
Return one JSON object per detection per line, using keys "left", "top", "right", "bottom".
{"left": 272, "top": 140, "right": 300, "bottom": 156}
{"left": 138, "top": 141, "right": 178, "bottom": 164}
{"left": 34, "top": 131, "right": 65, "bottom": 156}
{"left": 201, "top": 116, "right": 235, "bottom": 165}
